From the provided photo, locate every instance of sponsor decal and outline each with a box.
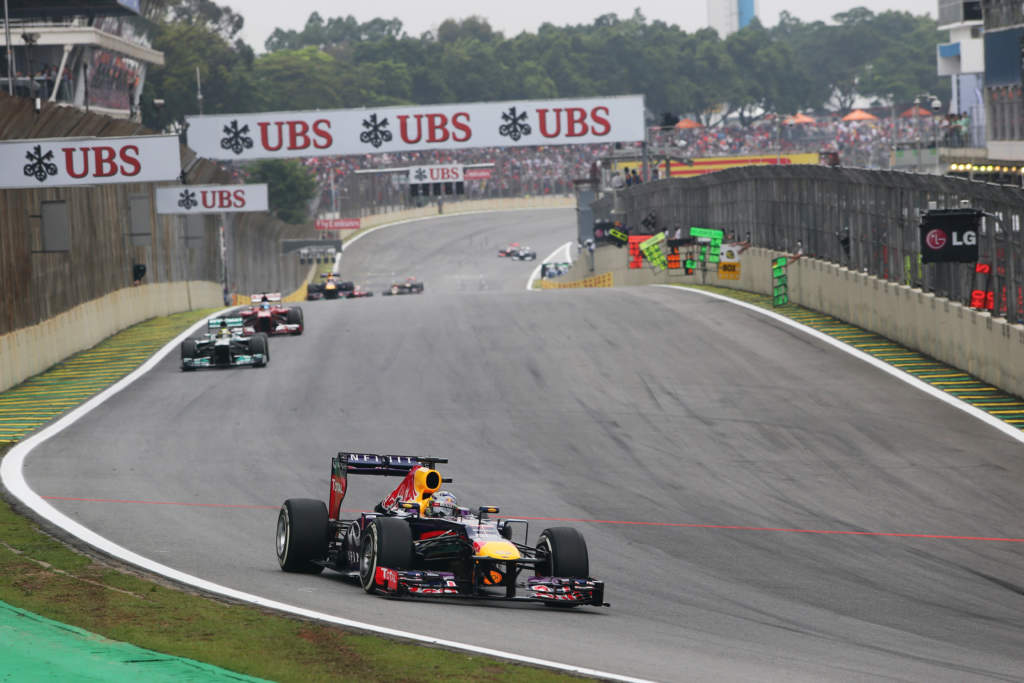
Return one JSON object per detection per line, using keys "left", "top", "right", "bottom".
{"left": 375, "top": 567, "right": 399, "bottom": 591}
{"left": 315, "top": 217, "right": 360, "bottom": 230}
{"left": 1, "top": 135, "right": 181, "bottom": 189}
{"left": 156, "top": 184, "right": 268, "bottom": 214}
{"left": 186, "top": 95, "right": 644, "bottom": 160}
{"left": 925, "top": 229, "right": 947, "bottom": 250}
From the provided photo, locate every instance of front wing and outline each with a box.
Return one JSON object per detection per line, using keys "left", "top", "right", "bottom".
{"left": 182, "top": 352, "right": 266, "bottom": 369}
{"left": 370, "top": 567, "right": 607, "bottom": 606}
{"left": 241, "top": 323, "right": 301, "bottom": 336}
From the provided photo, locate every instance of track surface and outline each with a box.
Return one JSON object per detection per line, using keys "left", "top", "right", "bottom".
{"left": 24, "top": 210, "right": 1024, "bottom": 681}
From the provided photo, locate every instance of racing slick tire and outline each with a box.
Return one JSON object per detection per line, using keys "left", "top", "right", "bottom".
{"left": 249, "top": 332, "right": 269, "bottom": 366}
{"left": 536, "top": 527, "right": 589, "bottom": 607}
{"left": 180, "top": 339, "right": 197, "bottom": 371}
{"left": 359, "top": 517, "right": 413, "bottom": 593}
{"left": 286, "top": 306, "right": 303, "bottom": 332}
{"left": 276, "top": 498, "right": 329, "bottom": 574}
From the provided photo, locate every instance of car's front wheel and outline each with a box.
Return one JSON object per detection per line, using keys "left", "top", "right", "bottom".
{"left": 358, "top": 517, "right": 413, "bottom": 593}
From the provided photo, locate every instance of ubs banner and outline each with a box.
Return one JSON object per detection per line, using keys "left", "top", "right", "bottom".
{"left": 185, "top": 95, "right": 645, "bottom": 161}
{"left": 0, "top": 135, "right": 180, "bottom": 189}
{"left": 156, "top": 184, "right": 269, "bottom": 214}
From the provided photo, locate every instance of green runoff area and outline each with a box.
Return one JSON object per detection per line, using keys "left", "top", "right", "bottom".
{"left": 0, "top": 311, "right": 582, "bottom": 683}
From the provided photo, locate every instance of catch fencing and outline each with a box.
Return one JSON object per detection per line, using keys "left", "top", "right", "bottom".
{"left": 598, "top": 166, "right": 1024, "bottom": 323}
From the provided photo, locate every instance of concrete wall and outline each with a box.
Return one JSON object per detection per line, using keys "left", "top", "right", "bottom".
{"left": 0, "top": 281, "right": 222, "bottom": 391}
{"left": 555, "top": 245, "right": 1024, "bottom": 398}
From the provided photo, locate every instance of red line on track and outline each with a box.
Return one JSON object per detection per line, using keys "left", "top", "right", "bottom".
{"left": 42, "top": 497, "right": 1024, "bottom": 543}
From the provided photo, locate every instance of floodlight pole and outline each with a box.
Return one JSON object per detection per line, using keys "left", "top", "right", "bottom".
{"left": 3, "top": 0, "right": 13, "bottom": 95}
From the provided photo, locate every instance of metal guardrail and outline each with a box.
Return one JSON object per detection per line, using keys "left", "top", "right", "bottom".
{"left": 596, "top": 166, "right": 1024, "bottom": 323}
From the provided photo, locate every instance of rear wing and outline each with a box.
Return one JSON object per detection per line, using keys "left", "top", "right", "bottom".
{"left": 208, "top": 316, "right": 244, "bottom": 331}
{"left": 329, "top": 452, "right": 449, "bottom": 519}
{"left": 250, "top": 292, "right": 282, "bottom": 303}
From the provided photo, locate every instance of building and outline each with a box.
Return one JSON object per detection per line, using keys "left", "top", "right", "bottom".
{"left": 981, "top": 0, "right": 1024, "bottom": 160}
{"left": 1, "top": 0, "right": 164, "bottom": 119}
{"left": 936, "top": 0, "right": 985, "bottom": 148}
{"left": 707, "top": 0, "right": 758, "bottom": 38}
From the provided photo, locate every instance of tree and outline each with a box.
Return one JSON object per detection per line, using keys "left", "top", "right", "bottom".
{"left": 245, "top": 160, "right": 318, "bottom": 224}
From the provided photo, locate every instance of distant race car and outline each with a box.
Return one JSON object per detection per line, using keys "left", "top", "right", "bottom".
{"left": 510, "top": 246, "right": 537, "bottom": 261}
{"left": 344, "top": 285, "right": 374, "bottom": 299}
{"left": 307, "top": 273, "right": 354, "bottom": 300}
{"left": 238, "top": 293, "right": 303, "bottom": 336}
{"left": 381, "top": 278, "right": 424, "bottom": 296}
{"left": 181, "top": 318, "right": 269, "bottom": 370}
{"left": 497, "top": 242, "right": 521, "bottom": 257}
{"left": 275, "top": 453, "right": 607, "bottom": 607}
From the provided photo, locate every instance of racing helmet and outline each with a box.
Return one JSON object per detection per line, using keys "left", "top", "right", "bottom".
{"left": 217, "top": 320, "right": 231, "bottom": 338}
{"left": 426, "top": 490, "right": 458, "bottom": 517}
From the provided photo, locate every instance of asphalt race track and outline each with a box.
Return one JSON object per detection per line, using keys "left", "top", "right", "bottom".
{"left": 22, "top": 209, "right": 1024, "bottom": 681}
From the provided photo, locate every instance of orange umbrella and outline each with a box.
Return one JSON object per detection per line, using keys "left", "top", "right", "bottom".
{"left": 842, "top": 109, "right": 879, "bottom": 122}
{"left": 899, "top": 106, "right": 932, "bottom": 118}
{"left": 784, "top": 112, "right": 815, "bottom": 124}
{"left": 675, "top": 118, "right": 703, "bottom": 129}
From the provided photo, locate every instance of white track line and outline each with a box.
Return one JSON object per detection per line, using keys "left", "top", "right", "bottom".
{"left": 653, "top": 285, "right": 1024, "bottom": 446}
{"left": 0, "top": 210, "right": 649, "bottom": 683}
{"left": 526, "top": 241, "right": 574, "bottom": 291}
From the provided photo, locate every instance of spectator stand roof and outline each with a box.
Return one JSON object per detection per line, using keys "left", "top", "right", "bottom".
{"left": 5, "top": 0, "right": 141, "bottom": 20}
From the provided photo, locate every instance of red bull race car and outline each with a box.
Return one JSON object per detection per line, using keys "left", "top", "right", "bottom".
{"left": 275, "top": 453, "right": 607, "bottom": 608}
{"left": 307, "top": 273, "right": 354, "bottom": 300}
{"left": 237, "top": 293, "right": 303, "bottom": 335}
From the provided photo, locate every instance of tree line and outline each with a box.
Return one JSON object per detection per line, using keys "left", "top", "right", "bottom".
{"left": 141, "top": 1, "right": 947, "bottom": 132}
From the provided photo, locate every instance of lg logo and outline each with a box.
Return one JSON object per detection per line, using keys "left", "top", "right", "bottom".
{"left": 926, "top": 229, "right": 976, "bottom": 250}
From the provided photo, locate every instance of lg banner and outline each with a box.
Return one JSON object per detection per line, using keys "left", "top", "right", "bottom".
{"left": 315, "top": 218, "right": 360, "bottom": 230}
{"left": 185, "top": 95, "right": 645, "bottom": 161}
{"left": 156, "top": 184, "right": 269, "bottom": 214}
{"left": 920, "top": 209, "right": 982, "bottom": 263}
{"left": 0, "top": 135, "right": 180, "bottom": 189}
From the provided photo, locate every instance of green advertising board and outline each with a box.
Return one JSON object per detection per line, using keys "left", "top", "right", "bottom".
{"left": 772, "top": 256, "right": 788, "bottom": 306}
{"left": 689, "top": 227, "right": 724, "bottom": 239}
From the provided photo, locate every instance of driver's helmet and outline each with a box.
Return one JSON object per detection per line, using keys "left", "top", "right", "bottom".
{"left": 217, "top": 321, "right": 231, "bottom": 338}
{"left": 260, "top": 295, "right": 271, "bottom": 310}
{"left": 426, "top": 490, "right": 458, "bottom": 517}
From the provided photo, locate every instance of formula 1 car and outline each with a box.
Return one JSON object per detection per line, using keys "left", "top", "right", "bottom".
{"left": 237, "top": 293, "right": 303, "bottom": 335}
{"left": 510, "top": 246, "right": 537, "bottom": 261}
{"left": 497, "top": 242, "right": 521, "bottom": 257}
{"left": 181, "top": 318, "right": 269, "bottom": 370}
{"left": 381, "top": 278, "right": 424, "bottom": 296}
{"left": 307, "top": 273, "right": 354, "bottom": 300}
{"left": 275, "top": 453, "right": 607, "bottom": 608}
{"left": 344, "top": 285, "right": 374, "bottom": 299}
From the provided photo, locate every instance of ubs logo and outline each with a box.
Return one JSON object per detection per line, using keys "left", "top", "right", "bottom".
{"left": 178, "top": 189, "right": 198, "bottom": 210}
{"left": 23, "top": 145, "right": 58, "bottom": 182}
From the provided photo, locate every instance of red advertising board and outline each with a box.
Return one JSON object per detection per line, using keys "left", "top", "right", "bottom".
{"left": 463, "top": 167, "right": 493, "bottom": 180}
{"left": 315, "top": 218, "right": 361, "bottom": 230}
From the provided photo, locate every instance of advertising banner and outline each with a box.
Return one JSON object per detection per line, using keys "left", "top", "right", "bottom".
{"left": 156, "top": 184, "right": 268, "bottom": 214}
{"left": 408, "top": 165, "right": 462, "bottom": 182}
{"left": 315, "top": 218, "right": 361, "bottom": 230}
{"left": 185, "top": 95, "right": 645, "bottom": 161}
{"left": 920, "top": 209, "right": 982, "bottom": 263}
{"left": 0, "top": 135, "right": 180, "bottom": 189}
{"left": 463, "top": 167, "right": 493, "bottom": 180}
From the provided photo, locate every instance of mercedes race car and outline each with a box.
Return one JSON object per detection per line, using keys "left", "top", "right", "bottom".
{"left": 307, "top": 273, "right": 354, "bottom": 300}
{"left": 238, "top": 293, "right": 303, "bottom": 335}
{"left": 510, "top": 246, "right": 537, "bottom": 261}
{"left": 275, "top": 453, "right": 607, "bottom": 608}
{"left": 181, "top": 318, "right": 269, "bottom": 370}
{"left": 381, "top": 278, "right": 424, "bottom": 296}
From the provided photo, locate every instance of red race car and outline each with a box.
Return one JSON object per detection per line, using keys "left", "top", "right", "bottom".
{"left": 238, "top": 293, "right": 303, "bottom": 336}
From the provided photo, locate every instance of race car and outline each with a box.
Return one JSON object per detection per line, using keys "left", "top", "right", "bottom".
{"left": 344, "top": 285, "right": 374, "bottom": 299}
{"left": 181, "top": 318, "right": 269, "bottom": 370}
{"left": 497, "top": 242, "right": 521, "bottom": 257}
{"left": 307, "top": 273, "right": 354, "bottom": 300}
{"left": 381, "top": 278, "right": 424, "bottom": 296}
{"left": 275, "top": 453, "right": 607, "bottom": 607}
{"left": 510, "top": 246, "right": 537, "bottom": 261}
{"left": 237, "top": 293, "right": 303, "bottom": 336}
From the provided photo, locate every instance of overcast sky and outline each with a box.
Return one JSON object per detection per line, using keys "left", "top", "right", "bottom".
{"left": 226, "top": 1, "right": 938, "bottom": 52}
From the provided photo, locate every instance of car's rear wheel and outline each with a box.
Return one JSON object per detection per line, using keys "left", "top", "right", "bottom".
{"left": 359, "top": 517, "right": 413, "bottom": 593}
{"left": 180, "top": 339, "right": 197, "bottom": 371}
{"left": 276, "top": 499, "right": 328, "bottom": 574}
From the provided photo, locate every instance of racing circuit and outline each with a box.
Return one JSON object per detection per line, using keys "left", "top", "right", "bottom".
{"left": 14, "top": 209, "right": 1024, "bottom": 681}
